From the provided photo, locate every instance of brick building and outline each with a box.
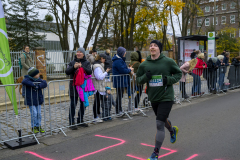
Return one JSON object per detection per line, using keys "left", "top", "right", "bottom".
{"left": 189, "top": 0, "right": 239, "bottom": 37}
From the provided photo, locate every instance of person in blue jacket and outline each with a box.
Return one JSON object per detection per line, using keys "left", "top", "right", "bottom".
{"left": 112, "top": 47, "right": 134, "bottom": 115}
{"left": 22, "top": 67, "right": 47, "bottom": 134}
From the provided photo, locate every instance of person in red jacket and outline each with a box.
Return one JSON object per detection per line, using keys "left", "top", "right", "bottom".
{"left": 191, "top": 53, "right": 207, "bottom": 96}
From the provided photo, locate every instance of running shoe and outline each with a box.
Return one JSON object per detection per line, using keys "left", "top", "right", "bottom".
{"left": 147, "top": 152, "right": 158, "bottom": 160}
{"left": 32, "top": 127, "right": 39, "bottom": 134}
{"left": 170, "top": 126, "right": 179, "bottom": 144}
{"left": 38, "top": 126, "right": 45, "bottom": 133}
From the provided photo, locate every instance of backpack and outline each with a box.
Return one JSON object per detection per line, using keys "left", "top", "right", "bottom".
{"left": 18, "top": 53, "right": 26, "bottom": 69}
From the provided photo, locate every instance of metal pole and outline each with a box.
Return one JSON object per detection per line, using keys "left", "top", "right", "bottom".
{"left": 214, "top": 0, "right": 217, "bottom": 57}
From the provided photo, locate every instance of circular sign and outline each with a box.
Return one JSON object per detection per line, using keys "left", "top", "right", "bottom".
{"left": 209, "top": 32, "right": 214, "bottom": 37}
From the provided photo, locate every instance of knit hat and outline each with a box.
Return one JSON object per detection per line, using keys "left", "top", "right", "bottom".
{"left": 105, "top": 86, "right": 111, "bottom": 91}
{"left": 77, "top": 47, "right": 85, "bottom": 55}
{"left": 28, "top": 67, "right": 39, "bottom": 77}
{"left": 217, "top": 55, "right": 224, "bottom": 60}
{"left": 193, "top": 49, "right": 196, "bottom": 52}
{"left": 150, "top": 40, "right": 162, "bottom": 53}
{"left": 99, "top": 53, "right": 107, "bottom": 59}
{"left": 117, "top": 47, "right": 126, "bottom": 58}
{"left": 211, "top": 57, "right": 218, "bottom": 63}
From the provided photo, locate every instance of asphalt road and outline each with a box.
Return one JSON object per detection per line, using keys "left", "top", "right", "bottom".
{"left": 1, "top": 91, "right": 240, "bottom": 160}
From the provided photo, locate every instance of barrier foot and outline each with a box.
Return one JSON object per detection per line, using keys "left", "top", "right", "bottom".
{"left": 138, "top": 109, "right": 147, "bottom": 117}
{"left": 123, "top": 112, "right": 133, "bottom": 119}
{"left": 60, "top": 128, "right": 67, "bottom": 137}
{"left": 4, "top": 130, "right": 38, "bottom": 150}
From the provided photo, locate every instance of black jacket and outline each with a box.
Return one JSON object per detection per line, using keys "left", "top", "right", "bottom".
{"left": 66, "top": 56, "right": 92, "bottom": 97}
{"left": 104, "top": 52, "right": 112, "bottom": 73}
{"left": 190, "top": 52, "right": 196, "bottom": 59}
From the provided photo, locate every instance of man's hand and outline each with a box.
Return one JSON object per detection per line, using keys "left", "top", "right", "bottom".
{"left": 74, "top": 62, "right": 79, "bottom": 69}
{"left": 78, "top": 62, "right": 82, "bottom": 68}
{"left": 106, "top": 68, "right": 111, "bottom": 73}
{"left": 129, "top": 67, "right": 134, "bottom": 72}
{"left": 203, "top": 65, "right": 206, "bottom": 68}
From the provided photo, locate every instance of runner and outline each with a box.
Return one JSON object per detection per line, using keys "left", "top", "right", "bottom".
{"left": 136, "top": 40, "right": 182, "bottom": 160}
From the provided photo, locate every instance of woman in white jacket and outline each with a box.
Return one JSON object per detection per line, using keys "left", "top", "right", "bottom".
{"left": 92, "top": 54, "right": 111, "bottom": 123}
{"left": 179, "top": 59, "right": 197, "bottom": 99}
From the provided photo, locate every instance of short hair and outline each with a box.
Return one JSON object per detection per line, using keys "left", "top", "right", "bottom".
{"left": 196, "top": 50, "right": 201, "bottom": 54}
{"left": 217, "top": 55, "right": 224, "bottom": 60}
{"left": 23, "top": 45, "right": 29, "bottom": 50}
{"left": 95, "top": 53, "right": 106, "bottom": 61}
{"left": 225, "top": 52, "right": 230, "bottom": 56}
{"left": 106, "top": 49, "right": 110, "bottom": 54}
{"left": 89, "top": 50, "right": 93, "bottom": 54}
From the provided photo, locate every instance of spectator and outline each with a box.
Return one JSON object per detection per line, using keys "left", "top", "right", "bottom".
{"left": 21, "top": 45, "right": 34, "bottom": 97}
{"left": 228, "top": 56, "right": 240, "bottom": 89}
{"left": 66, "top": 47, "right": 92, "bottom": 130}
{"left": 102, "top": 87, "right": 116, "bottom": 121}
{"left": 204, "top": 50, "right": 208, "bottom": 62}
{"left": 104, "top": 49, "right": 113, "bottom": 82}
{"left": 112, "top": 47, "right": 134, "bottom": 115}
{"left": 190, "top": 49, "right": 196, "bottom": 59}
{"left": 221, "top": 49, "right": 226, "bottom": 56}
{"left": 191, "top": 53, "right": 207, "bottom": 96}
{"left": 86, "top": 50, "right": 97, "bottom": 64}
{"left": 22, "top": 67, "right": 47, "bottom": 134}
{"left": 216, "top": 55, "right": 225, "bottom": 91}
{"left": 130, "top": 51, "right": 143, "bottom": 110}
{"left": 179, "top": 59, "right": 197, "bottom": 99}
{"left": 206, "top": 57, "right": 218, "bottom": 94}
{"left": 223, "top": 52, "right": 231, "bottom": 66}
{"left": 202, "top": 50, "right": 208, "bottom": 80}
{"left": 92, "top": 54, "right": 111, "bottom": 123}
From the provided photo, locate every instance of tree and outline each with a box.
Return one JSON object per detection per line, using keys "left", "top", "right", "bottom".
{"left": 6, "top": 0, "right": 46, "bottom": 51}
{"left": 216, "top": 27, "right": 240, "bottom": 53}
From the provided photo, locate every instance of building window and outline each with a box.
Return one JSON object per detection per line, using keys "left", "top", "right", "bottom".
{"left": 222, "top": 3, "right": 227, "bottom": 10}
{"left": 205, "top": 18, "right": 210, "bottom": 26}
{"left": 230, "top": 15, "right": 235, "bottom": 24}
{"left": 221, "top": 16, "right": 226, "bottom": 24}
{"left": 187, "top": 29, "right": 190, "bottom": 36}
{"left": 205, "top": 6, "right": 210, "bottom": 12}
{"left": 197, "top": 19, "right": 202, "bottom": 27}
{"left": 230, "top": 31, "right": 235, "bottom": 38}
{"left": 213, "top": 17, "right": 218, "bottom": 25}
{"left": 230, "top": 2, "right": 236, "bottom": 9}
{"left": 213, "top": 5, "right": 218, "bottom": 11}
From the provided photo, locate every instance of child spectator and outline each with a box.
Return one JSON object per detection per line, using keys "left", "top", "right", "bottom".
{"left": 102, "top": 87, "right": 116, "bottom": 121}
{"left": 22, "top": 67, "right": 47, "bottom": 134}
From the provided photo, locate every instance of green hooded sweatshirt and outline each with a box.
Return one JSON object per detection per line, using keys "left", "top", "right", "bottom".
{"left": 130, "top": 52, "right": 140, "bottom": 73}
{"left": 136, "top": 53, "right": 182, "bottom": 103}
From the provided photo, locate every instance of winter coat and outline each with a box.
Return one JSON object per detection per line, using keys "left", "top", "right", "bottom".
{"left": 92, "top": 62, "right": 107, "bottom": 93}
{"left": 136, "top": 54, "right": 182, "bottom": 103}
{"left": 21, "top": 51, "right": 34, "bottom": 77}
{"left": 86, "top": 54, "right": 95, "bottom": 64}
{"left": 112, "top": 54, "right": 131, "bottom": 88}
{"left": 216, "top": 59, "right": 227, "bottom": 74}
{"left": 104, "top": 52, "right": 113, "bottom": 73}
{"left": 84, "top": 74, "right": 95, "bottom": 92}
{"left": 102, "top": 93, "right": 116, "bottom": 109}
{"left": 130, "top": 52, "right": 140, "bottom": 73}
{"left": 76, "top": 78, "right": 94, "bottom": 107}
{"left": 22, "top": 75, "right": 47, "bottom": 106}
{"left": 180, "top": 62, "right": 190, "bottom": 82}
{"left": 192, "top": 58, "right": 207, "bottom": 76}
{"left": 65, "top": 56, "right": 92, "bottom": 97}
{"left": 73, "top": 67, "right": 85, "bottom": 86}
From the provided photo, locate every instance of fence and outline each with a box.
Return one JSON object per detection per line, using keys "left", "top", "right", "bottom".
{"left": 10, "top": 51, "right": 36, "bottom": 82}
{"left": 1, "top": 67, "right": 240, "bottom": 147}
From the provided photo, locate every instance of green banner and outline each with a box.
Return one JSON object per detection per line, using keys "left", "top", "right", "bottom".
{"left": 0, "top": 1, "right": 18, "bottom": 115}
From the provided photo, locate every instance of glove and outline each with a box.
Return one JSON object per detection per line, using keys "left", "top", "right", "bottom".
{"left": 34, "top": 84, "right": 39, "bottom": 90}
{"left": 145, "top": 70, "right": 152, "bottom": 80}
{"left": 163, "top": 77, "right": 167, "bottom": 86}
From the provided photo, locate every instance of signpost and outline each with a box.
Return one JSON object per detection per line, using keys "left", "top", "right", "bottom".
{"left": 208, "top": 32, "right": 215, "bottom": 58}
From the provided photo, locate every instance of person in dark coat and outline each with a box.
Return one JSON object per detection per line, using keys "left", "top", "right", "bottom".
{"left": 104, "top": 49, "right": 113, "bottom": 81}
{"left": 228, "top": 56, "right": 240, "bottom": 89}
{"left": 65, "top": 47, "right": 92, "bottom": 130}
{"left": 112, "top": 47, "right": 134, "bottom": 114}
{"left": 216, "top": 55, "right": 226, "bottom": 91}
{"left": 206, "top": 57, "right": 218, "bottom": 94}
{"left": 221, "top": 50, "right": 226, "bottom": 56}
{"left": 102, "top": 87, "right": 116, "bottom": 121}
{"left": 22, "top": 67, "right": 47, "bottom": 134}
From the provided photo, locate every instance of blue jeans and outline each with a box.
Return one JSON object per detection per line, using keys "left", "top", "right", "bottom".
{"left": 29, "top": 105, "right": 42, "bottom": 128}
{"left": 192, "top": 73, "right": 201, "bottom": 94}
{"left": 219, "top": 73, "right": 225, "bottom": 90}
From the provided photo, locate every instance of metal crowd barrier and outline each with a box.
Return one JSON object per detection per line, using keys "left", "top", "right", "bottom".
{"left": 0, "top": 70, "right": 239, "bottom": 147}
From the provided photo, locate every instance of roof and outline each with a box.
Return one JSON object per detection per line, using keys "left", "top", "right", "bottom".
{"left": 178, "top": 35, "right": 219, "bottom": 41}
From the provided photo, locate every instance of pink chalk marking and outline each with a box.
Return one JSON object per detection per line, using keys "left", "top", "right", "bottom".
{"left": 25, "top": 151, "right": 54, "bottom": 160}
{"left": 72, "top": 135, "right": 126, "bottom": 160}
{"left": 185, "top": 154, "right": 199, "bottom": 160}
{"left": 126, "top": 143, "right": 177, "bottom": 159}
